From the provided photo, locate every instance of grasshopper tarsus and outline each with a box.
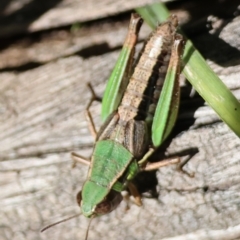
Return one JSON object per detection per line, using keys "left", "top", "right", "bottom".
{"left": 86, "top": 83, "right": 102, "bottom": 104}
{"left": 177, "top": 166, "right": 195, "bottom": 178}
{"left": 177, "top": 158, "right": 195, "bottom": 178}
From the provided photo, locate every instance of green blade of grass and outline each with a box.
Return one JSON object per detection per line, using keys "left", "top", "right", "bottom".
{"left": 136, "top": 4, "right": 240, "bottom": 137}
{"left": 136, "top": 3, "right": 169, "bottom": 28}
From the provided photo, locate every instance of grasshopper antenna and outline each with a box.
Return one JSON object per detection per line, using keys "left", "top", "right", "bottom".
{"left": 85, "top": 214, "right": 95, "bottom": 240}
{"left": 41, "top": 213, "right": 81, "bottom": 232}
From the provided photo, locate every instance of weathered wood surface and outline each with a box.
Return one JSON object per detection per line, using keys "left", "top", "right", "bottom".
{"left": 1, "top": 1, "right": 240, "bottom": 240}
{"left": 0, "top": 0, "right": 174, "bottom": 38}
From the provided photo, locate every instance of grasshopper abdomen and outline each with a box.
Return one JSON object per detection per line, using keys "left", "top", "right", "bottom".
{"left": 118, "top": 15, "right": 179, "bottom": 126}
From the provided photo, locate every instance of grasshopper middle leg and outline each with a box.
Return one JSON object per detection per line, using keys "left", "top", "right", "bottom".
{"left": 85, "top": 83, "right": 102, "bottom": 139}
{"left": 72, "top": 83, "right": 101, "bottom": 167}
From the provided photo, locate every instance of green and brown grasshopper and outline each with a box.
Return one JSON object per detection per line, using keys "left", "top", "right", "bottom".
{"left": 75, "top": 13, "right": 184, "bottom": 218}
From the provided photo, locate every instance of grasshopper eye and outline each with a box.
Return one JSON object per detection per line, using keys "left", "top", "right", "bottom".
{"left": 94, "top": 190, "right": 123, "bottom": 215}
{"left": 94, "top": 199, "right": 111, "bottom": 215}
{"left": 76, "top": 191, "right": 82, "bottom": 206}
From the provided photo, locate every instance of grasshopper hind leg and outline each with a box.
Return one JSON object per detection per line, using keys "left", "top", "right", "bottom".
{"left": 144, "top": 157, "right": 180, "bottom": 171}
{"left": 139, "top": 149, "right": 194, "bottom": 177}
{"left": 144, "top": 156, "right": 194, "bottom": 178}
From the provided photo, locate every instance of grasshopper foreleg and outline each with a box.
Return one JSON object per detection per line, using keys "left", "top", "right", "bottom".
{"left": 127, "top": 181, "right": 142, "bottom": 206}
{"left": 71, "top": 152, "right": 90, "bottom": 167}
{"left": 122, "top": 181, "right": 142, "bottom": 211}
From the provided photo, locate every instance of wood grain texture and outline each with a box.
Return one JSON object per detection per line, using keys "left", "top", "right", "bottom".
{"left": 1, "top": 1, "right": 240, "bottom": 240}
{"left": 0, "top": 0, "right": 174, "bottom": 38}
{"left": 0, "top": 19, "right": 151, "bottom": 70}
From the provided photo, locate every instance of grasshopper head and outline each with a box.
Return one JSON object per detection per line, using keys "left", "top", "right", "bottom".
{"left": 77, "top": 182, "right": 123, "bottom": 218}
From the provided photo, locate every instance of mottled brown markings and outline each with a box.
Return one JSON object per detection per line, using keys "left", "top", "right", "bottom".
{"left": 164, "top": 36, "right": 184, "bottom": 127}
{"left": 124, "top": 13, "right": 143, "bottom": 48}
{"left": 122, "top": 86, "right": 154, "bottom": 103}
{"left": 97, "top": 112, "right": 119, "bottom": 140}
{"left": 138, "top": 54, "right": 164, "bottom": 69}
{"left": 125, "top": 120, "right": 148, "bottom": 157}
{"left": 118, "top": 19, "right": 178, "bottom": 124}
{"left": 118, "top": 14, "right": 143, "bottom": 95}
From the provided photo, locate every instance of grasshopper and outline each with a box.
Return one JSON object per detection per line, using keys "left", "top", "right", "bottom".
{"left": 42, "top": 13, "right": 184, "bottom": 238}
{"left": 74, "top": 13, "right": 184, "bottom": 218}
